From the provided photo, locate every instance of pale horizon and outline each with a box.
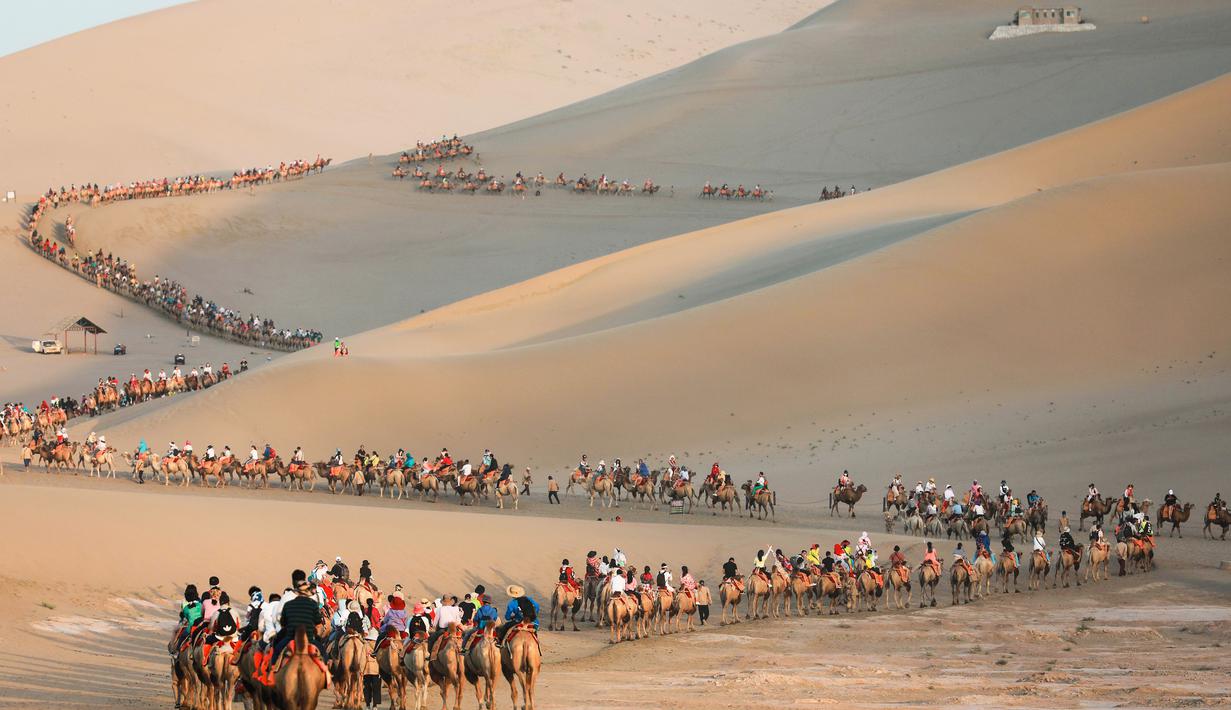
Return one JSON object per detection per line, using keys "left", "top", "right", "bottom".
{"left": 0, "top": 0, "right": 191, "bottom": 58}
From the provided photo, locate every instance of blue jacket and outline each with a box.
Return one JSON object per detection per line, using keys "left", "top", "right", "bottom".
{"left": 503, "top": 597, "right": 540, "bottom": 628}
{"left": 638, "top": 462, "right": 650, "bottom": 477}
{"left": 473, "top": 604, "right": 499, "bottom": 629}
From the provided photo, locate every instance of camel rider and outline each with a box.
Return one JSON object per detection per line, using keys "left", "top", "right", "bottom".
{"left": 578, "top": 454, "right": 590, "bottom": 477}
{"left": 889, "top": 546, "right": 907, "bottom": 570}
{"left": 292, "top": 447, "right": 305, "bottom": 465}
{"left": 1090, "top": 525, "right": 1105, "bottom": 545}
{"left": 221, "top": 445, "right": 232, "bottom": 461}
{"left": 1122, "top": 484, "right": 1135, "bottom": 509}
{"left": 496, "top": 585, "right": 540, "bottom": 646}
{"left": 330, "top": 556, "right": 349, "bottom": 582}
{"left": 943, "top": 484, "right": 955, "bottom": 504}
{"left": 95, "top": 435, "right": 107, "bottom": 455}
{"left": 970, "top": 480, "right": 983, "bottom": 504}
{"left": 263, "top": 443, "right": 275, "bottom": 461}
{"left": 971, "top": 500, "right": 985, "bottom": 519}
{"left": 1026, "top": 489, "right": 1040, "bottom": 509}
{"left": 679, "top": 566, "right": 698, "bottom": 597}
{"left": 609, "top": 569, "right": 626, "bottom": 597}
{"left": 174, "top": 584, "right": 204, "bottom": 650}
{"left": 914, "top": 480, "right": 925, "bottom": 497}
{"left": 158, "top": 369, "right": 167, "bottom": 382}
{"left": 136, "top": 438, "right": 149, "bottom": 460}
{"left": 925, "top": 477, "right": 937, "bottom": 494}
{"left": 142, "top": 369, "right": 153, "bottom": 383}
{"left": 247, "top": 445, "right": 260, "bottom": 468}
{"left": 753, "top": 472, "right": 767, "bottom": 494}
{"left": 1058, "top": 526, "right": 1077, "bottom": 556}
{"left": 220, "top": 363, "right": 230, "bottom": 378}
{"left": 596, "top": 459, "right": 607, "bottom": 477}
{"left": 204, "top": 444, "right": 216, "bottom": 463}
{"left": 369, "top": 593, "right": 407, "bottom": 657}
{"left": 752, "top": 549, "right": 770, "bottom": 582}
{"left": 857, "top": 531, "right": 872, "bottom": 556}
{"left": 889, "top": 473, "right": 903, "bottom": 495}
{"left": 636, "top": 459, "right": 650, "bottom": 485}
{"left": 722, "top": 557, "right": 738, "bottom": 580}
{"left": 1001, "top": 528, "right": 1017, "bottom": 557}
{"left": 209, "top": 592, "right": 239, "bottom": 644}
{"left": 585, "top": 551, "right": 601, "bottom": 580}
{"left": 709, "top": 462, "right": 722, "bottom": 485}
{"left": 1163, "top": 489, "right": 1178, "bottom": 518}
{"left": 838, "top": 470, "right": 852, "bottom": 490}
{"left": 924, "top": 500, "right": 938, "bottom": 519}
{"left": 948, "top": 499, "right": 964, "bottom": 521}
{"left": 332, "top": 449, "right": 344, "bottom": 467}
{"left": 482, "top": 449, "right": 493, "bottom": 473}
{"left": 678, "top": 467, "right": 690, "bottom": 486}
{"left": 183, "top": 441, "right": 193, "bottom": 457}
{"left": 999, "top": 480, "right": 1011, "bottom": 503}
{"left": 806, "top": 544, "right": 822, "bottom": 569}
{"left": 167, "top": 441, "right": 181, "bottom": 459}
{"left": 1086, "top": 483, "right": 1100, "bottom": 508}
{"left": 1009, "top": 498, "right": 1022, "bottom": 517}
{"left": 173, "top": 366, "right": 182, "bottom": 379}
{"left": 922, "top": 541, "right": 940, "bottom": 575}
{"left": 953, "top": 543, "right": 967, "bottom": 566}
{"left": 559, "top": 559, "right": 581, "bottom": 592}
{"left": 54, "top": 425, "right": 67, "bottom": 444}
{"left": 1033, "top": 530, "right": 1049, "bottom": 564}
{"left": 1137, "top": 513, "right": 1153, "bottom": 538}
{"left": 656, "top": 564, "right": 674, "bottom": 592}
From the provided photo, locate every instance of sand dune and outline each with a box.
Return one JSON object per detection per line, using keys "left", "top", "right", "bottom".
{"left": 96, "top": 73, "right": 1231, "bottom": 501}
{"left": 0, "top": 0, "right": 824, "bottom": 194}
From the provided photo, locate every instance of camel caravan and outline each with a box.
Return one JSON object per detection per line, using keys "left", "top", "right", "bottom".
{"left": 31, "top": 156, "right": 331, "bottom": 211}
{"left": 698, "top": 180, "right": 772, "bottom": 201}
{"left": 818, "top": 184, "right": 864, "bottom": 201}
{"left": 169, "top": 560, "right": 539, "bottom": 710}
{"left": 561, "top": 455, "right": 775, "bottom": 519}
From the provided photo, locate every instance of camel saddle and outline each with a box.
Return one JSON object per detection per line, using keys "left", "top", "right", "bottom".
{"left": 377, "top": 630, "right": 407, "bottom": 651}
{"left": 231, "top": 630, "right": 259, "bottom": 666}
{"left": 429, "top": 629, "right": 463, "bottom": 660}
{"left": 725, "top": 577, "right": 745, "bottom": 593}
{"left": 503, "top": 622, "right": 540, "bottom": 654}
{"left": 657, "top": 587, "right": 675, "bottom": 599}
{"left": 893, "top": 565, "right": 910, "bottom": 583}
{"left": 822, "top": 571, "right": 842, "bottom": 587}
{"left": 265, "top": 640, "right": 329, "bottom": 686}
{"left": 403, "top": 630, "right": 428, "bottom": 653}
{"left": 203, "top": 637, "right": 241, "bottom": 664}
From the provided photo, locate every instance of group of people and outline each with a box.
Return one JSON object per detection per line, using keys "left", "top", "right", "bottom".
{"left": 26, "top": 237, "right": 322, "bottom": 351}
{"left": 171, "top": 555, "right": 539, "bottom": 707}
{"left": 397, "top": 136, "right": 475, "bottom": 164}
{"left": 700, "top": 181, "right": 770, "bottom": 200}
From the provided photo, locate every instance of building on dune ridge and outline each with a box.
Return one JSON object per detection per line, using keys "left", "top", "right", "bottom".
{"left": 990, "top": 6, "right": 1093, "bottom": 40}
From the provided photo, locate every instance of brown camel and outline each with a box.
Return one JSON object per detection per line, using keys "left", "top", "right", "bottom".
{"left": 1079, "top": 495, "right": 1117, "bottom": 530}
{"left": 973, "top": 552, "right": 996, "bottom": 597}
{"left": 1085, "top": 541, "right": 1111, "bottom": 582}
{"left": 549, "top": 583, "right": 581, "bottom": 631}
{"left": 744, "top": 571, "right": 772, "bottom": 619}
{"left": 1204, "top": 504, "right": 1231, "bottom": 540}
{"left": 1004, "top": 517, "right": 1028, "bottom": 543}
{"left": 816, "top": 571, "right": 848, "bottom": 615}
{"left": 496, "top": 478, "right": 520, "bottom": 510}
{"left": 1053, "top": 545, "right": 1084, "bottom": 588}
{"left": 88, "top": 449, "right": 117, "bottom": 478}
{"left": 660, "top": 482, "right": 694, "bottom": 512}
{"left": 500, "top": 622, "right": 541, "bottom": 710}
{"left": 589, "top": 474, "right": 616, "bottom": 508}
{"left": 998, "top": 551, "right": 1021, "bottom": 593}
{"left": 950, "top": 559, "right": 976, "bottom": 605}
{"left": 607, "top": 594, "right": 639, "bottom": 643}
{"left": 162, "top": 455, "right": 191, "bottom": 487}
{"left": 853, "top": 565, "right": 882, "bottom": 612}
{"left": 428, "top": 623, "right": 464, "bottom": 710}
{"left": 207, "top": 637, "right": 241, "bottom": 710}
{"left": 711, "top": 484, "right": 742, "bottom": 515}
{"left": 335, "top": 633, "right": 366, "bottom": 709}
{"left": 719, "top": 577, "right": 744, "bottom": 624}
{"left": 1028, "top": 550, "right": 1050, "bottom": 590}
{"left": 769, "top": 567, "right": 794, "bottom": 617}
{"left": 236, "top": 634, "right": 275, "bottom": 710}
{"left": 653, "top": 588, "right": 675, "bottom": 635}
{"left": 455, "top": 475, "right": 482, "bottom": 506}
{"left": 917, "top": 562, "right": 942, "bottom": 607}
{"left": 740, "top": 481, "right": 776, "bottom": 520}
{"left": 1157, "top": 502, "right": 1195, "bottom": 538}
{"left": 275, "top": 626, "right": 327, "bottom": 710}
{"left": 464, "top": 624, "right": 501, "bottom": 710}
{"left": 829, "top": 484, "right": 868, "bottom": 517}
{"left": 401, "top": 632, "right": 431, "bottom": 710}
{"left": 888, "top": 564, "right": 912, "bottom": 608}
{"left": 788, "top": 571, "right": 814, "bottom": 616}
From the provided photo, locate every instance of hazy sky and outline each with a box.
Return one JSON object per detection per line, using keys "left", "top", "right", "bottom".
{"left": 0, "top": 0, "right": 192, "bottom": 58}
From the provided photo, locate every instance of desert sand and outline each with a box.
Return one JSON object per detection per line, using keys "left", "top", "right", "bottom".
{"left": 2, "top": 0, "right": 1231, "bottom": 708}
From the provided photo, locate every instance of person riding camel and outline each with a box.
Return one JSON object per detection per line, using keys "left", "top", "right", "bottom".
{"left": 204, "top": 444, "right": 216, "bottom": 463}
{"left": 246, "top": 445, "right": 259, "bottom": 472}
{"left": 263, "top": 443, "right": 276, "bottom": 461}
{"left": 496, "top": 585, "right": 539, "bottom": 647}
{"left": 753, "top": 472, "right": 768, "bottom": 494}
{"left": 806, "top": 544, "right": 822, "bottom": 569}
{"left": 1085, "top": 483, "right": 1100, "bottom": 510}
{"left": 914, "top": 480, "right": 925, "bottom": 497}
{"left": 1122, "top": 483, "right": 1136, "bottom": 511}
{"left": 943, "top": 484, "right": 956, "bottom": 504}
{"left": 708, "top": 462, "right": 722, "bottom": 486}
{"left": 183, "top": 441, "right": 194, "bottom": 458}
{"left": 167, "top": 441, "right": 181, "bottom": 460}
{"left": 969, "top": 480, "right": 983, "bottom": 505}
{"left": 1162, "top": 489, "right": 1179, "bottom": 520}
{"left": 952, "top": 543, "right": 973, "bottom": 574}
{"left": 1026, "top": 489, "right": 1041, "bottom": 509}
{"left": 922, "top": 541, "right": 941, "bottom": 576}
{"left": 1089, "top": 524, "right": 1105, "bottom": 545}
{"left": 752, "top": 549, "right": 770, "bottom": 583}
{"left": 369, "top": 593, "right": 408, "bottom": 657}
{"left": 142, "top": 369, "right": 153, "bottom": 383}
{"left": 56, "top": 425, "right": 67, "bottom": 444}
{"left": 889, "top": 473, "right": 904, "bottom": 496}
{"left": 559, "top": 559, "right": 581, "bottom": 593}
{"left": 1033, "top": 530, "right": 1050, "bottom": 564}
{"left": 1137, "top": 512, "right": 1153, "bottom": 538}
{"left": 856, "top": 531, "right": 872, "bottom": 556}
{"left": 998, "top": 480, "right": 1011, "bottom": 504}
{"left": 837, "top": 470, "right": 852, "bottom": 491}
{"left": 925, "top": 477, "right": 937, "bottom": 494}
{"left": 676, "top": 466, "right": 690, "bottom": 489}
{"left": 578, "top": 454, "right": 591, "bottom": 478}
{"left": 173, "top": 584, "right": 204, "bottom": 651}
{"left": 656, "top": 563, "right": 675, "bottom": 593}
{"left": 1058, "top": 526, "right": 1078, "bottom": 558}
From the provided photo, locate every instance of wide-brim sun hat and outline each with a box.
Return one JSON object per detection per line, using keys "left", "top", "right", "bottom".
{"left": 506, "top": 585, "right": 525, "bottom": 598}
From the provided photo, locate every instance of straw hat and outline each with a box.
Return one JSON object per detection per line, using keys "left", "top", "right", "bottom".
{"left": 506, "top": 585, "right": 525, "bottom": 598}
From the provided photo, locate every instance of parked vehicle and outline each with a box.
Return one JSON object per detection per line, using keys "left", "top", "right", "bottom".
{"left": 174, "top": 353, "right": 186, "bottom": 365}
{"left": 31, "top": 339, "right": 63, "bottom": 354}
{"left": 113, "top": 344, "right": 128, "bottom": 356}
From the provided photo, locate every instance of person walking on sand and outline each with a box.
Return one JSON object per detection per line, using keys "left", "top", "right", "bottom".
{"left": 22, "top": 442, "right": 32, "bottom": 470}
{"left": 548, "top": 475, "right": 560, "bottom": 504}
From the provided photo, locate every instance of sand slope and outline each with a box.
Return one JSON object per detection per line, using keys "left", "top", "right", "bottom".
{"left": 97, "top": 74, "right": 1231, "bottom": 500}
{"left": 0, "top": 0, "right": 823, "bottom": 194}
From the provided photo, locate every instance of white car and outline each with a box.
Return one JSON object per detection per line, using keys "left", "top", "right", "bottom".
{"left": 32, "top": 339, "right": 63, "bottom": 354}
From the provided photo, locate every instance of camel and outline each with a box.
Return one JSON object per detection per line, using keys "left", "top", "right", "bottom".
{"left": 661, "top": 481, "right": 694, "bottom": 513}
{"left": 1157, "top": 502, "right": 1195, "bottom": 538}
{"left": 334, "top": 633, "right": 366, "bottom": 709}
{"left": 887, "top": 564, "right": 912, "bottom": 609}
{"left": 581, "top": 574, "right": 604, "bottom": 623}
{"left": 923, "top": 515, "right": 943, "bottom": 538}
{"left": 587, "top": 474, "right": 616, "bottom": 508}
{"left": 709, "top": 483, "right": 742, "bottom": 515}
{"left": 464, "top": 624, "right": 501, "bottom": 710}
{"left": 670, "top": 588, "right": 698, "bottom": 633}
{"left": 414, "top": 472, "right": 441, "bottom": 503}
{"left": 162, "top": 455, "right": 192, "bottom": 487}
{"left": 275, "top": 626, "right": 327, "bottom": 710}
{"left": 236, "top": 634, "right": 275, "bottom": 710}
{"left": 381, "top": 467, "right": 407, "bottom": 500}
{"left": 1079, "top": 495, "right": 1117, "bottom": 530}
{"left": 207, "top": 637, "right": 241, "bottom": 710}
{"left": 973, "top": 552, "right": 996, "bottom": 598}
{"left": 549, "top": 583, "right": 581, "bottom": 631}
{"left": 171, "top": 628, "right": 200, "bottom": 710}
{"left": 429, "top": 623, "right": 464, "bottom": 710}
{"left": 607, "top": 594, "right": 639, "bottom": 643}
{"left": 744, "top": 571, "right": 773, "bottom": 619}
{"left": 88, "top": 449, "right": 117, "bottom": 478}
{"left": 564, "top": 469, "right": 590, "bottom": 496}
{"left": 1053, "top": 545, "right": 1084, "bottom": 588}
{"left": 816, "top": 570, "right": 849, "bottom": 615}
{"left": 284, "top": 461, "right": 315, "bottom": 492}
{"left": 593, "top": 577, "right": 612, "bottom": 628}
{"left": 917, "top": 562, "right": 942, "bottom": 607}
{"left": 652, "top": 588, "right": 675, "bottom": 635}
{"left": 950, "top": 559, "right": 976, "bottom": 605}
{"left": 501, "top": 622, "right": 540, "bottom": 710}
{"left": 400, "top": 632, "right": 431, "bottom": 710}
{"left": 740, "top": 481, "right": 776, "bottom": 520}
{"left": 883, "top": 486, "right": 908, "bottom": 512}
{"left": 719, "top": 577, "right": 744, "bottom": 624}
{"left": 1085, "top": 541, "right": 1111, "bottom": 582}
{"left": 1004, "top": 516, "right": 1028, "bottom": 543}
{"left": 1204, "top": 504, "right": 1231, "bottom": 540}
{"left": 1123, "top": 536, "right": 1154, "bottom": 573}
{"left": 495, "top": 478, "right": 520, "bottom": 510}
{"left": 998, "top": 551, "right": 1021, "bottom": 593}
{"left": 945, "top": 516, "right": 970, "bottom": 540}
{"left": 377, "top": 630, "right": 409, "bottom": 710}
{"left": 455, "top": 475, "right": 482, "bottom": 506}
{"left": 1028, "top": 550, "right": 1051, "bottom": 590}
{"left": 188, "top": 454, "right": 227, "bottom": 488}
{"left": 768, "top": 567, "right": 795, "bottom": 618}
{"left": 626, "top": 477, "right": 656, "bottom": 509}
{"left": 901, "top": 512, "right": 923, "bottom": 536}
{"left": 787, "top": 571, "right": 814, "bottom": 616}
{"left": 852, "top": 564, "right": 883, "bottom": 612}
{"left": 829, "top": 484, "right": 868, "bottom": 517}
{"left": 1026, "top": 502, "right": 1049, "bottom": 536}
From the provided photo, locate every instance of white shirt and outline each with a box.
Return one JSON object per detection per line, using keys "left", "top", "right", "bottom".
{"left": 435, "top": 604, "right": 462, "bottom": 629}
{"left": 610, "top": 574, "right": 626, "bottom": 594}
{"left": 973, "top": 504, "right": 985, "bottom": 516}
{"left": 943, "top": 488, "right": 955, "bottom": 501}
{"left": 1033, "top": 536, "right": 1046, "bottom": 552}
{"left": 259, "top": 600, "right": 281, "bottom": 642}
{"left": 461, "top": 462, "right": 472, "bottom": 476}
{"left": 249, "top": 448, "right": 259, "bottom": 462}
